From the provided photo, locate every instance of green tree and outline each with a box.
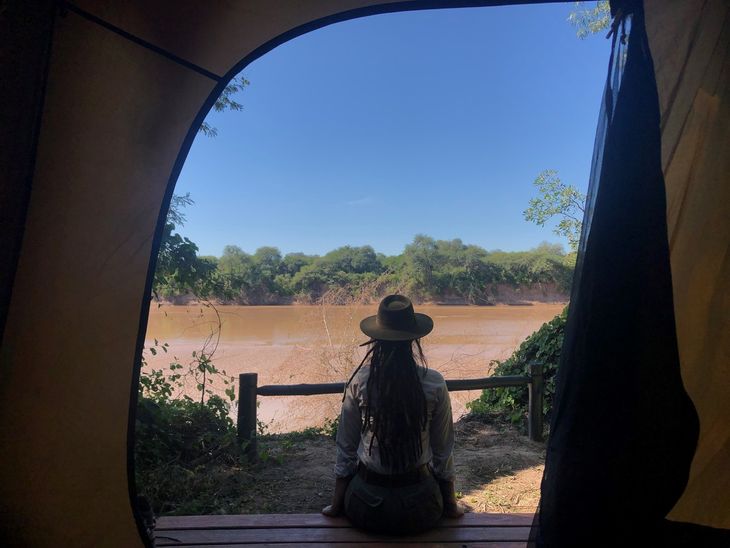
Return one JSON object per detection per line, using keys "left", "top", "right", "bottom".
{"left": 154, "top": 193, "right": 215, "bottom": 298}
{"left": 199, "top": 74, "right": 250, "bottom": 138}
{"left": 281, "top": 252, "right": 316, "bottom": 276}
{"left": 253, "top": 246, "right": 283, "bottom": 276}
{"left": 320, "top": 245, "right": 382, "bottom": 275}
{"left": 448, "top": 246, "right": 501, "bottom": 304}
{"left": 532, "top": 241, "right": 566, "bottom": 256}
{"left": 568, "top": 1, "right": 611, "bottom": 39}
{"left": 216, "top": 245, "right": 254, "bottom": 301}
{"left": 523, "top": 169, "right": 586, "bottom": 252}
{"left": 290, "top": 263, "right": 328, "bottom": 296}
{"left": 218, "top": 245, "right": 251, "bottom": 274}
{"left": 403, "top": 235, "right": 441, "bottom": 298}
{"left": 166, "top": 193, "right": 194, "bottom": 226}
{"left": 251, "top": 246, "right": 284, "bottom": 298}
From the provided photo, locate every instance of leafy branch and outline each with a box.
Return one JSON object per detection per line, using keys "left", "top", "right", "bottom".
{"left": 568, "top": 1, "right": 611, "bottom": 39}
{"left": 199, "top": 74, "right": 250, "bottom": 138}
{"left": 523, "top": 169, "right": 586, "bottom": 252}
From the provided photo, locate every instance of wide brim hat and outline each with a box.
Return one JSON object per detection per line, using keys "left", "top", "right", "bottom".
{"left": 360, "top": 294, "right": 433, "bottom": 341}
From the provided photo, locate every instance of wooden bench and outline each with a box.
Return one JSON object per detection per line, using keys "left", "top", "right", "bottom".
{"left": 155, "top": 512, "right": 534, "bottom": 546}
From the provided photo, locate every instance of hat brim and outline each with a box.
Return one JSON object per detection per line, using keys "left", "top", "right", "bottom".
{"left": 359, "top": 313, "right": 434, "bottom": 341}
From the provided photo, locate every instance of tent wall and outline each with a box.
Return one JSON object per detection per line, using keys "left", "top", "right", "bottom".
{"left": 0, "top": 5, "right": 214, "bottom": 545}
{"left": 645, "top": 0, "right": 730, "bottom": 529}
{"left": 0, "top": 2, "right": 409, "bottom": 544}
{"left": 0, "top": 1, "right": 56, "bottom": 338}
{"left": 0, "top": 0, "right": 727, "bottom": 545}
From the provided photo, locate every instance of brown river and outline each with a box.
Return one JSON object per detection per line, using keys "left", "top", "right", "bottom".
{"left": 144, "top": 303, "right": 564, "bottom": 432}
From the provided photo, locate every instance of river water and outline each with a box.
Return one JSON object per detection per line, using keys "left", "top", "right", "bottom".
{"left": 144, "top": 303, "right": 564, "bottom": 432}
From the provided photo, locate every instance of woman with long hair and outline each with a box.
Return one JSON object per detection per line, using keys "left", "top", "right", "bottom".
{"left": 322, "top": 294, "right": 462, "bottom": 533}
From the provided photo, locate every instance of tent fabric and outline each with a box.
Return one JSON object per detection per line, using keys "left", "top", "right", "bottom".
{"left": 0, "top": 1, "right": 727, "bottom": 545}
{"left": 535, "top": 4, "right": 700, "bottom": 544}
{"left": 0, "top": 0, "right": 56, "bottom": 338}
{"left": 644, "top": 0, "right": 730, "bottom": 529}
{"left": 0, "top": 6, "right": 216, "bottom": 544}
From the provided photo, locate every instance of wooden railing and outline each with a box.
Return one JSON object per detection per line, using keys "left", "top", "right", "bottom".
{"left": 237, "top": 363, "right": 543, "bottom": 460}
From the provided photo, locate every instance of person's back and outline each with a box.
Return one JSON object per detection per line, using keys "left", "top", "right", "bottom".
{"left": 322, "top": 295, "right": 463, "bottom": 534}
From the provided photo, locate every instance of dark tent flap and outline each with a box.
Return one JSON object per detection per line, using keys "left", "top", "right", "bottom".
{"left": 538, "top": 5, "right": 700, "bottom": 543}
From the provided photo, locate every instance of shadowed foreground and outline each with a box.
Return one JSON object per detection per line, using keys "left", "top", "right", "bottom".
{"left": 144, "top": 417, "right": 544, "bottom": 517}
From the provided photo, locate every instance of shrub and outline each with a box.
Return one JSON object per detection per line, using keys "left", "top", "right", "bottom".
{"left": 136, "top": 337, "right": 241, "bottom": 514}
{"left": 467, "top": 308, "right": 567, "bottom": 433}
{"left": 135, "top": 395, "right": 241, "bottom": 514}
{"left": 135, "top": 395, "right": 237, "bottom": 469}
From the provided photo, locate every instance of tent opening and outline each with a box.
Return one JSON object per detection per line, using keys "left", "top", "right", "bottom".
{"left": 134, "top": 1, "right": 608, "bottom": 520}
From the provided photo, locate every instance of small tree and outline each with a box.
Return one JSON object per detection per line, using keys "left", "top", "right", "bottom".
{"left": 524, "top": 170, "right": 586, "bottom": 252}
{"left": 521, "top": 3, "right": 611, "bottom": 252}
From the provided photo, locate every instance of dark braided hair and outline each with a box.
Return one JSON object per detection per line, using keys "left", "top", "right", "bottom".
{"left": 361, "top": 339, "right": 429, "bottom": 472}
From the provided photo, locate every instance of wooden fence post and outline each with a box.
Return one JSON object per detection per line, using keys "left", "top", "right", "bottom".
{"left": 237, "top": 373, "right": 258, "bottom": 461}
{"left": 528, "top": 362, "right": 544, "bottom": 442}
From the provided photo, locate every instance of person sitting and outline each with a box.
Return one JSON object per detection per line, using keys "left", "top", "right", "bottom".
{"left": 322, "top": 294, "right": 463, "bottom": 534}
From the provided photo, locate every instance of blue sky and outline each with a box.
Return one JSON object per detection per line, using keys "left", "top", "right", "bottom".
{"left": 175, "top": 3, "right": 608, "bottom": 258}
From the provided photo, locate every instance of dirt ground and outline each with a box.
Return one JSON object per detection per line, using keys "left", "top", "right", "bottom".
{"left": 211, "top": 416, "right": 545, "bottom": 516}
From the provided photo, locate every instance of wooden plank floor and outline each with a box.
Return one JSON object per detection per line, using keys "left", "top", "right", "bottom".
{"left": 155, "top": 512, "right": 534, "bottom": 547}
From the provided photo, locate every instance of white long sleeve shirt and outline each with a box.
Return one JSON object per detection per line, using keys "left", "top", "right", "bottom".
{"left": 334, "top": 365, "right": 455, "bottom": 481}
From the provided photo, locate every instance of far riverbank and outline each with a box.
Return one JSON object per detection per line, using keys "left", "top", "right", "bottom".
{"left": 154, "top": 282, "right": 569, "bottom": 307}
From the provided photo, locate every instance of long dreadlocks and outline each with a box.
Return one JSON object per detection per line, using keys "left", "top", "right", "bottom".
{"left": 358, "top": 338, "right": 429, "bottom": 472}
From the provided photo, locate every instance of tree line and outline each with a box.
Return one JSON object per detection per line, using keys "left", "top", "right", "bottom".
{"left": 153, "top": 206, "right": 574, "bottom": 305}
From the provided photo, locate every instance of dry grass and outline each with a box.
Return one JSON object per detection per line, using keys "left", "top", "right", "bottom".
{"left": 453, "top": 418, "right": 544, "bottom": 513}
{"left": 184, "top": 416, "right": 545, "bottom": 516}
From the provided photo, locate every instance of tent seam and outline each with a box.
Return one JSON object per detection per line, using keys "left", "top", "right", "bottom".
{"left": 59, "top": 1, "right": 223, "bottom": 82}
